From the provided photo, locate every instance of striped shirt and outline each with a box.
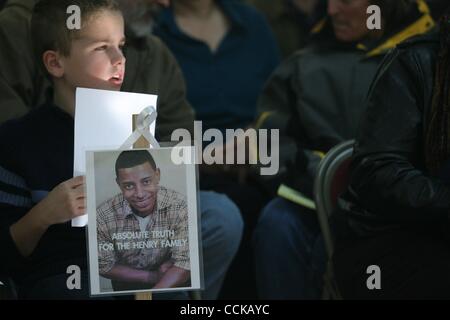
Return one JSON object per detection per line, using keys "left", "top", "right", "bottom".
{"left": 0, "top": 104, "right": 87, "bottom": 284}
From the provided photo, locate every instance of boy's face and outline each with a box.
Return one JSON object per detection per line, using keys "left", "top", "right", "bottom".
{"left": 60, "top": 10, "right": 126, "bottom": 91}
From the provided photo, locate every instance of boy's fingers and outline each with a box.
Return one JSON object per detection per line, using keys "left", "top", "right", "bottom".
{"left": 74, "top": 199, "right": 86, "bottom": 214}
{"left": 71, "top": 176, "right": 85, "bottom": 188}
{"left": 74, "top": 184, "right": 86, "bottom": 197}
{"left": 69, "top": 188, "right": 85, "bottom": 202}
{"left": 75, "top": 209, "right": 86, "bottom": 217}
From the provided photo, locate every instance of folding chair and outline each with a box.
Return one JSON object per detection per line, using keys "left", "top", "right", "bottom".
{"left": 314, "top": 140, "right": 354, "bottom": 300}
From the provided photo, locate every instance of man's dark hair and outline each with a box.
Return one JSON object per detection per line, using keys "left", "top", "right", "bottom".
{"left": 426, "top": 15, "right": 450, "bottom": 174}
{"left": 115, "top": 150, "right": 157, "bottom": 177}
{"left": 427, "top": 0, "right": 450, "bottom": 20}
{"left": 31, "top": 0, "right": 120, "bottom": 75}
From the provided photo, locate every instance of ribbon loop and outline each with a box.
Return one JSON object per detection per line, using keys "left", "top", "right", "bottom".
{"left": 120, "top": 106, "right": 160, "bottom": 149}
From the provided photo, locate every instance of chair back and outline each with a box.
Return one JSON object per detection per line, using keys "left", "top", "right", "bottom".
{"left": 314, "top": 140, "right": 354, "bottom": 260}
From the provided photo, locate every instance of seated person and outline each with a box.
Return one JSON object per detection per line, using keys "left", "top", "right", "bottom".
{"left": 253, "top": 0, "right": 435, "bottom": 299}
{"left": 0, "top": 0, "right": 243, "bottom": 300}
{"left": 332, "top": 17, "right": 450, "bottom": 299}
{"left": 153, "top": 0, "right": 280, "bottom": 298}
{"left": 247, "top": 0, "right": 326, "bottom": 58}
{"left": 154, "top": 0, "right": 280, "bottom": 133}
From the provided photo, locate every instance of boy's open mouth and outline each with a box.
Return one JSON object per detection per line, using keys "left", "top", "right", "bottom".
{"left": 109, "top": 73, "right": 123, "bottom": 86}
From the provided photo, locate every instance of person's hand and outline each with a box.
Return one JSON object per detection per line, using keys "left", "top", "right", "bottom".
{"left": 158, "top": 260, "right": 175, "bottom": 274}
{"left": 36, "top": 176, "right": 86, "bottom": 227}
{"left": 213, "top": 128, "right": 257, "bottom": 183}
{"left": 200, "top": 131, "right": 258, "bottom": 184}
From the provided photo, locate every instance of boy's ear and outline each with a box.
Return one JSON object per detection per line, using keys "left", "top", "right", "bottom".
{"left": 42, "top": 50, "right": 65, "bottom": 78}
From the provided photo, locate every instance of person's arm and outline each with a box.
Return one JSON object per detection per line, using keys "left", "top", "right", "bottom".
{"left": 101, "top": 261, "right": 185, "bottom": 288}
{"left": 10, "top": 176, "right": 86, "bottom": 257}
{"left": 154, "top": 199, "right": 191, "bottom": 289}
{"left": 101, "top": 265, "right": 162, "bottom": 286}
{"left": 0, "top": 117, "right": 86, "bottom": 267}
{"left": 0, "top": 204, "right": 32, "bottom": 274}
{"left": 0, "top": 4, "right": 48, "bottom": 124}
{"left": 96, "top": 206, "right": 164, "bottom": 286}
{"left": 254, "top": 55, "right": 297, "bottom": 135}
{"left": 349, "top": 46, "right": 450, "bottom": 220}
{"left": 253, "top": 54, "right": 322, "bottom": 194}
{"left": 0, "top": 174, "right": 85, "bottom": 277}
{"left": 252, "top": 55, "right": 299, "bottom": 180}
{"left": 153, "top": 266, "right": 190, "bottom": 289}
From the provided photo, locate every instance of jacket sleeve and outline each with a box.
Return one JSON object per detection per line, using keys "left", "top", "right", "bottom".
{"left": 254, "top": 54, "right": 322, "bottom": 196}
{"left": 253, "top": 55, "right": 297, "bottom": 178}
{"left": 0, "top": 122, "right": 32, "bottom": 275}
{"left": 0, "top": 5, "right": 44, "bottom": 124}
{"left": 349, "top": 48, "right": 450, "bottom": 222}
{"left": 254, "top": 55, "right": 297, "bottom": 134}
{"left": 0, "top": 205, "right": 30, "bottom": 275}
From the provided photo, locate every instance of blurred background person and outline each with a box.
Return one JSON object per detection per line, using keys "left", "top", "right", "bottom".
{"left": 253, "top": 0, "right": 435, "bottom": 299}
{"left": 154, "top": 0, "right": 280, "bottom": 133}
{"left": 153, "top": 0, "right": 280, "bottom": 298}
{"left": 332, "top": 16, "right": 450, "bottom": 299}
{"left": 247, "top": 0, "right": 326, "bottom": 58}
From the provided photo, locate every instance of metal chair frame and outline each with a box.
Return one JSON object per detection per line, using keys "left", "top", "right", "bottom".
{"left": 314, "top": 140, "right": 355, "bottom": 300}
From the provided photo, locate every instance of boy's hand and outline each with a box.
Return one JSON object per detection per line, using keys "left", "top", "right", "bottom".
{"left": 38, "top": 176, "right": 86, "bottom": 227}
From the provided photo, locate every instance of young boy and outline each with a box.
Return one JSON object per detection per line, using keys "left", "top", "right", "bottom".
{"left": 0, "top": 0, "right": 126, "bottom": 299}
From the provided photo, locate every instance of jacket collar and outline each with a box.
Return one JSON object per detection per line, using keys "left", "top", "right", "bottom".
{"left": 361, "top": 0, "right": 435, "bottom": 57}
{"left": 311, "top": 0, "right": 435, "bottom": 57}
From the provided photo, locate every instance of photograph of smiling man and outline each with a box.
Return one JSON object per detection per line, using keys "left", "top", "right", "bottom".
{"left": 86, "top": 148, "right": 201, "bottom": 295}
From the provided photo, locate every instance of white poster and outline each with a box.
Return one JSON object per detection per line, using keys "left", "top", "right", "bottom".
{"left": 73, "top": 88, "right": 158, "bottom": 226}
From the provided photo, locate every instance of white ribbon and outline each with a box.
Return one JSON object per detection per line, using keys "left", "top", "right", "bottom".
{"left": 120, "top": 106, "right": 160, "bottom": 149}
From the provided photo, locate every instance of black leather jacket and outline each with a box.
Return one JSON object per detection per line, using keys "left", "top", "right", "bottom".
{"left": 337, "top": 31, "right": 450, "bottom": 238}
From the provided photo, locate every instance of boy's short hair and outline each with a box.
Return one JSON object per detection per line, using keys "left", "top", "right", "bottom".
{"left": 31, "top": 0, "right": 120, "bottom": 75}
{"left": 115, "top": 150, "right": 158, "bottom": 178}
